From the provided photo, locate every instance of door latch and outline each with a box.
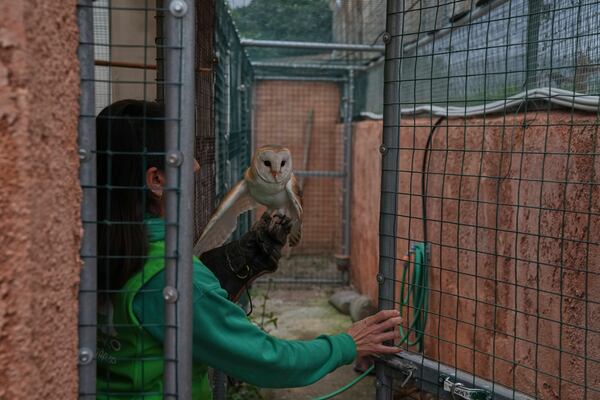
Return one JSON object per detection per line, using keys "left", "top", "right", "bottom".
{"left": 439, "top": 374, "right": 492, "bottom": 400}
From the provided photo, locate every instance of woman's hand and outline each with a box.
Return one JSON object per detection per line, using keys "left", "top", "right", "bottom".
{"left": 347, "top": 309, "right": 402, "bottom": 358}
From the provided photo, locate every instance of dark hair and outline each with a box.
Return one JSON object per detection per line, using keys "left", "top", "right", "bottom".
{"left": 96, "top": 99, "right": 165, "bottom": 295}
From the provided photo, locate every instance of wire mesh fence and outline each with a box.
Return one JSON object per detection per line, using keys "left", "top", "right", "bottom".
{"left": 213, "top": 0, "right": 254, "bottom": 239}
{"left": 377, "top": 0, "right": 600, "bottom": 399}
{"left": 251, "top": 76, "right": 347, "bottom": 283}
{"left": 194, "top": 0, "right": 217, "bottom": 239}
{"left": 227, "top": 0, "right": 387, "bottom": 285}
{"left": 77, "top": 0, "right": 196, "bottom": 397}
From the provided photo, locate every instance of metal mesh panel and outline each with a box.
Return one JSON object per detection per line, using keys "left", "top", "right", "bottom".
{"left": 77, "top": 0, "right": 195, "bottom": 397}
{"left": 194, "top": 0, "right": 217, "bottom": 239}
{"left": 252, "top": 79, "right": 346, "bottom": 283}
{"left": 214, "top": 0, "right": 253, "bottom": 237}
{"left": 377, "top": 0, "right": 600, "bottom": 399}
{"left": 226, "top": 1, "right": 387, "bottom": 285}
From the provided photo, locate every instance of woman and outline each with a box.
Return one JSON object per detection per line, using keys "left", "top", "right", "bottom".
{"left": 96, "top": 99, "right": 401, "bottom": 399}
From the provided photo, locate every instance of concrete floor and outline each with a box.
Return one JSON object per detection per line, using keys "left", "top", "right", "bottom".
{"left": 249, "top": 285, "right": 377, "bottom": 400}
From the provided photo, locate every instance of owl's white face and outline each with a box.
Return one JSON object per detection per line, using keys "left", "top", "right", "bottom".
{"left": 253, "top": 146, "right": 292, "bottom": 184}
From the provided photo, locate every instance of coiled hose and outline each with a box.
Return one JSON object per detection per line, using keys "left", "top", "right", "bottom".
{"left": 313, "top": 243, "right": 429, "bottom": 399}
{"left": 398, "top": 243, "right": 429, "bottom": 352}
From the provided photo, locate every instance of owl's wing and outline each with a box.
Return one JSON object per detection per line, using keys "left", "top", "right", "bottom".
{"left": 285, "top": 174, "right": 303, "bottom": 247}
{"left": 193, "top": 179, "right": 256, "bottom": 256}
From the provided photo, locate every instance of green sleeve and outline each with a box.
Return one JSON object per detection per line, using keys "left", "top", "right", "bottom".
{"left": 133, "top": 263, "right": 357, "bottom": 388}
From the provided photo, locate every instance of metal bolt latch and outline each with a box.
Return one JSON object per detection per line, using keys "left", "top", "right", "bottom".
{"left": 399, "top": 369, "right": 413, "bottom": 388}
{"left": 382, "top": 32, "right": 392, "bottom": 44}
{"left": 166, "top": 151, "right": 183, "bottom": 167}
{"left": 376, "top": 273, "right": 385, "bottom": 284}
{"left": 379, "top": 144, "right": 388, "bottom": 155}
{"left": 78, "top": 347, "right": 93, "bottom": 365}
{"left": 439, "top": 375, "right": 492, "bottom": 400}
{"left": 169, "top": 0, "right": 188, "bottom": 17}
{"left": 163, "top": 286, "right": 179, "bottom": 303}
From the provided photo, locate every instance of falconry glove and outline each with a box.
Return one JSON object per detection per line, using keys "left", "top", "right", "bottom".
{"left": 199, "top": 212, "right": 292, "bottom": 302}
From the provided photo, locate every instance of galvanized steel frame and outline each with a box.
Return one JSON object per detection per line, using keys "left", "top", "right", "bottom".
{"left": 241, "top": 38, "right": 385, "bottom": 52}
{"left": 250, "top": 69, "right": 355, "bottom": 285}
{"left": 76, "top": 1, "right": 97, "bottom": 398}
{"left": 375, "top": 0, "right": 403, "bottom": 398}
{"left": 341, "top": 70, "right": 354, "bottom": 264}
{"left": 163, "top": 0, "right": 196, "bottom": 398}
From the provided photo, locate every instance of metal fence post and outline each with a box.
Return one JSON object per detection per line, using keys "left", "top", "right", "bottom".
{"left": 77, "top": 1, "right": 97, "bottom": 398}
{"left": 376, "top": 0, "right": 404, "bottom": 399}
{"left": 156, "top": 0, "right": 165, "bottom": 102}
{"left": 341, "top": 69, "right": 354, "bottom": 283}
{"left": 164, "top": 0, "right": 196, "bottom": 398}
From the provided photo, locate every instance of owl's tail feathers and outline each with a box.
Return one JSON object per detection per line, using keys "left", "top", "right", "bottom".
{"left": 288, "top": 221, "right": 302, "bottom": 247}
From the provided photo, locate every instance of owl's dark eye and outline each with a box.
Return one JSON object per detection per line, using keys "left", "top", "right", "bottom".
{"left": 264, "top": 160, "right": 271, "bottom": 167}
{"left": 281, "top": 160, "right": 286, "bottom": 167}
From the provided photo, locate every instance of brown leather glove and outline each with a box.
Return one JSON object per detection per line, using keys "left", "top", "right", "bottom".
{"left": 199, "top": 212, "right": 292, "bottom": 302}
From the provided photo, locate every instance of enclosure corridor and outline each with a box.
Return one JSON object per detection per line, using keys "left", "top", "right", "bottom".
{"left": 2, "top": 0, "right": 591, "bottom": 399}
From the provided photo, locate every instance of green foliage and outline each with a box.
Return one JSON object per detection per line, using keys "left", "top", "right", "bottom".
{"left": 226, "top": 381, "right": 265, "bottom": 400}
{"left": 249, "top": 279, "right": 278, "bottom": 333}
{"left": 230, "top": 0, "right": 333, "bottom": 59}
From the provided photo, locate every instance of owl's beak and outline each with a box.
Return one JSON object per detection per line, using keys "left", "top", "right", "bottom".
{"left": 271, "top": 171, "right": 279, "bottom": 179}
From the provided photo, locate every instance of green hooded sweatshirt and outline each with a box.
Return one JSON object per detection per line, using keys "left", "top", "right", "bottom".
{"left": 97, "top": 218, "right": 356, "bottom": 399}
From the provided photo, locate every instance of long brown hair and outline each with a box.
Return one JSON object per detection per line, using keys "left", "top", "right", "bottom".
{"left": 96, "top": 100, "right": 165, "bottom": 295}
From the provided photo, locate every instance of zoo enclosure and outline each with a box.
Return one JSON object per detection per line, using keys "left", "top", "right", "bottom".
{"left": 247, "top": 40, "right": 383, "bottom": 285}
{"left": 376, "top": 0, "right": 600, "bottom": 399}
{"left": 77, "top": 0, "right": 383, "bottom": 396}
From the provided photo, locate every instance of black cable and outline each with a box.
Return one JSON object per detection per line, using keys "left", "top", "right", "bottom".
{"left": 421, "top": 117, "right": 446, "bottom": 243}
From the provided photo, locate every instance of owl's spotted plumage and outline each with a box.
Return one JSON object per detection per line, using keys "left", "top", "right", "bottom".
{"left": 193, "top": 145, "right": 303, "bottom": 255}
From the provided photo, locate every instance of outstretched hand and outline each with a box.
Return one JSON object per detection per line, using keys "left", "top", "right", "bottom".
{"left": 347, "top": 309, "right": 402, "bottom": 358}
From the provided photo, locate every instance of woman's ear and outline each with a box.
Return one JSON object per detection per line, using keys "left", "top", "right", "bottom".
{"left": 146, "top": 167, "right": 165, "bottom": 198}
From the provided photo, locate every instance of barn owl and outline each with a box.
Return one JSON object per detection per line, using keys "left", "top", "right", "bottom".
{"left": 193, "top": 145, "right": 303, "bottom": 256}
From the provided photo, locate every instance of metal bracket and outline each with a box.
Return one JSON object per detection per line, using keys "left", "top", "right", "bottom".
{"left": 377, "top": 354, "right": 418, "bottom": 389}
{"left": 440, "top": 375, "right": 492, "bottom": 400}
{"left": 399, "top": 368, "right": 413, "bottom": 388}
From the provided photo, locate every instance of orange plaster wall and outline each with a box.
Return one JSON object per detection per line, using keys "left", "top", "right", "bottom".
{"left": 253, "top": 80, "right": 343, "bottom": 255}
{"left": 350, "top": 120, "right": 383, "bottom": 303}
{"left": 349, "top": 113, "right": 600, "bottom": 399}
{"left": 0, "top": 1, "right": 81, "bottom": 398}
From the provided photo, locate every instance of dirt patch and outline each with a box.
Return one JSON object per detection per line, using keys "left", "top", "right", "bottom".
{"left": 252, "top": 287, "right": 376, "bottom": 400}
{"left": 256, "top": 255, "right": 344, "bottom": 283}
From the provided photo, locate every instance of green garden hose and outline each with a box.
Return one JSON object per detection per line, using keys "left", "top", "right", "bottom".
{"left": 312, "top": 243, "right": 429, "bottom": 399}
{"left": 398, "top": 242, "right": 429, "bottom": 352}
{"left": 313, "top": 365, "right": 375, "bottom": 400}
